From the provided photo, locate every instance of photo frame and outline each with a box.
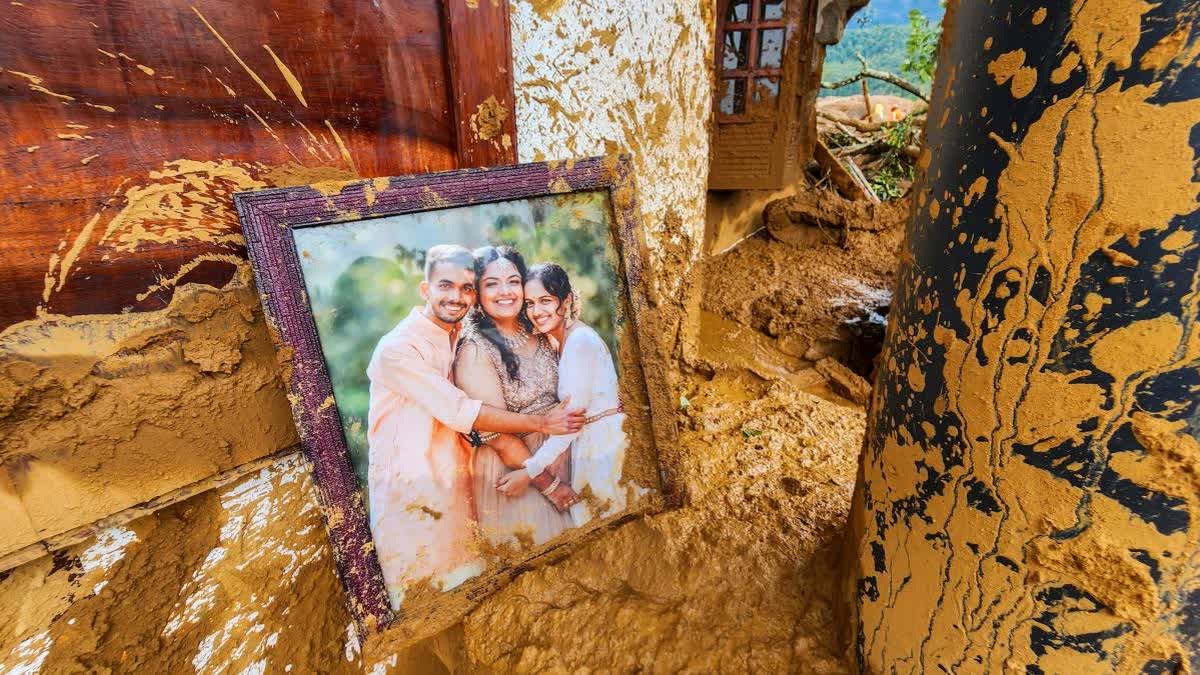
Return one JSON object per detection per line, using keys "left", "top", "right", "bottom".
{"left": 234, "top": 155, "right": 679, "bottom": 643}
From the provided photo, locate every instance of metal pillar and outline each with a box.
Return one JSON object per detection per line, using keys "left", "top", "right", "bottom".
{"left": 847, "top": 0, "right": 1200, "bottom": 671}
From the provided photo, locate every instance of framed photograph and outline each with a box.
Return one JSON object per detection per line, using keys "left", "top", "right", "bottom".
{"left": 234, "top": 156, "right": 678, "bottom": 643}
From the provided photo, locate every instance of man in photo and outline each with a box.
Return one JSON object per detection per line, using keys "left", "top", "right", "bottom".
{"left": 365, "top": 244, "right": 585, "bottom": 608}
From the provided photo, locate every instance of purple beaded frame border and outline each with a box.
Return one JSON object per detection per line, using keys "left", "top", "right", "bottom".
{"left": 233, "top": 155, "right": 680, "bottom": 634}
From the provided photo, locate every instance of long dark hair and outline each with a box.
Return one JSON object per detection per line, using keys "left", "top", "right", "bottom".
{"left": 466, "top": 245, "right": 534, "bottom": 380}
{"left": 526, "top": 262, "right": 573, "bottom": 311}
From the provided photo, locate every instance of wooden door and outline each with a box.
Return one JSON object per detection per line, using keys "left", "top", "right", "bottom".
{"left": 708, "top": 0, "right": 820, "bottom": 190}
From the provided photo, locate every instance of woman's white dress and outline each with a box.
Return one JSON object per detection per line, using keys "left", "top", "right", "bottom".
{"left": 522, "top": 323, "right": 628, "bottom": 526}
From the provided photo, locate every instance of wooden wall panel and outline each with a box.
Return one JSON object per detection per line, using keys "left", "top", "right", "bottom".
{"left": 0, "top": 0, "right": 458, "bottom": 328}
{"left": 442, "top": 0, "right": 519, "bottom": 167}
{"left": 0, "top": 0, "right": 518, "bottom": 566}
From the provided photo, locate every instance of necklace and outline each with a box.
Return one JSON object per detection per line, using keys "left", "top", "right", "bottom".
{"left": 497, "top": 327, "right": 529, "bottom": 350}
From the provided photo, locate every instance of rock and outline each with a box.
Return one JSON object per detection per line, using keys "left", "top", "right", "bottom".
{"left": 815, "top": 357, "right": 873, "bottom": 406}
{"left": 803, "top": 339, "right": 845, "bottom": 363}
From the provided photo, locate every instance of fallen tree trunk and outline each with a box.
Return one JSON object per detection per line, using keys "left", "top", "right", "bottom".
{"left": 814, "top": 138, "right": 879, "bottom": 203}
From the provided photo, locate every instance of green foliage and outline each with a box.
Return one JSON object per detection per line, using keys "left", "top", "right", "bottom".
{"left": 883, "top": 114, "right": 916, "bottom": 149}
{"left": 869, "top": 116, "right": 918, "bottom": 200}
{"left": 900, "top": 9, "right": 939, "bottom": 83}
{"left": 824, "top": 129, "right": 859, "bottom": 150}
{"left": 490, "top": 195, "right": 620, "bottom": 363}
{"left": 311, "top": 250, "right": 424, "bottom": 486}
{"left": 868, "top": 161, "right": 909, "bottom": 201}
{"left": 821, "top": 2, "right": 942, "bottom": 99}
{"left": 307, "top": 193, "right": 619, "bottom": 488}
{"left": 821, "top": 24, "right": 911, "bottom": 98}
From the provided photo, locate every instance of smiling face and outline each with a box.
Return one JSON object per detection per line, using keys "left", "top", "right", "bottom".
{"left": 478, "top": 257, "right": 524, "bottom": 322}
{"left": 420, "top": 261, "right": 476, "bottom": 326}
{"left": 524, "top": 277, "right": 566, "bottom": 335}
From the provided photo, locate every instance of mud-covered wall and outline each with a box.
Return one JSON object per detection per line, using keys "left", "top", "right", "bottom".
{"left": 509, "top": 0, "right": 714, "bottom": 365}
{"left": 847, "top": 0, "right": 1200, "bottom": 671}
{"left": 1, "top": 0, "right": 728, "bottom": 671}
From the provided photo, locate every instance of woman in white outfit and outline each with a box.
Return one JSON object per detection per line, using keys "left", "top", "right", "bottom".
{"left": 492, "top": 263, "right": 627, "bottom": 526}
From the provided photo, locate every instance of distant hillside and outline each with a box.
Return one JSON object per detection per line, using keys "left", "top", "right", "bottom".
{"left": 820, "top": 0, "right": 944, "bottom": 99}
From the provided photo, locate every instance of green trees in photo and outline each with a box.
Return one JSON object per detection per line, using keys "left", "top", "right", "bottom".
{"left": 492, "top": 194, "right": 620, "bottom": 361}
{"left": 308, "top": 193, "right": 618, "bottom": 487}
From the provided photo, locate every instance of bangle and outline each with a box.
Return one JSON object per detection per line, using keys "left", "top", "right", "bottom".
{"left": 540, "top": 476, "right": 561, "bottom": 496}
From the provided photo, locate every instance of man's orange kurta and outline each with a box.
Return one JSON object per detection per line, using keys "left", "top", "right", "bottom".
{"left": 366, "top": 307, "right": 483, "bottom": 609}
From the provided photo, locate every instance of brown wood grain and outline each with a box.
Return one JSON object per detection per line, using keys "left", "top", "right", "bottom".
{"left": 0, "top": 0, "right": 514, "bottom": 331}
{"left": 442, "top": 0, "right": 518, "bottom": 168}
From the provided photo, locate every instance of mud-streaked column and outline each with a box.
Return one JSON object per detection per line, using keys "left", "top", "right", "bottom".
{"left": 846, "top": 0, "right": 1200, "bottom": 671}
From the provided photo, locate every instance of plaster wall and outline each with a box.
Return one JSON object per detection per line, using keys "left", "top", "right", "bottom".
{"left": 510, "top": 0, "right": 715, "bottom": 365}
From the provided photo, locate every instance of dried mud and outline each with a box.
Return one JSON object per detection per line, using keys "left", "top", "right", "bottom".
{"left": 403, "top": 370, "right": 864, "bottom": 673}
{"left": 0, "top": 183, "right": 892, "bottom": 675}
{"left": 703, "top": 197, "right": 906, "bottom": 364}
{"left": 361, "top": 214, "right": 890, "bottom": 670}
{"left": 0, "top": 265, "right": 297, "bottom": 552}
{"left": 0, "top": 455, "right": 357, "bottom": 673}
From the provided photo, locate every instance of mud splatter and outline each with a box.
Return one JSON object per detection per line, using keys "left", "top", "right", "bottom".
{"left": 469, "top": 95, "right": 508, "bottom": 142}
{"left": 850, "top": 0, "right": 1200, "bottom": 670}
{"left": 0, "top": 457, "right": 357, "bottom": 673}
{"left": 191, "top": 6, "right": 279, "bottom": 102}
{"left": 264, "top": 45, "right": 307, "bottom": 107}
{"left": 324, "top": 120, "right": 358, "bottom": 174}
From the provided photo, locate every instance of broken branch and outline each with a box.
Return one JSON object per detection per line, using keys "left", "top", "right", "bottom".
{"left": 817, "top": 109, "right": 925, "bottom": 133}
{"left": 820, "top": 52, "right": 931, "bottom": 102}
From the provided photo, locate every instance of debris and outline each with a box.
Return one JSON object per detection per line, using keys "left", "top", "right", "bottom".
{"left": 763, "top": 188, "right": 901, "bottom": 247}
{"left": 817, "top": 92, "right": 925, "bottom": 202}
{"left": 815, "top": 357, "right": 872, "bottom": 406}
{"left": 814, "top": 138, "right": 879, "bottom": 203}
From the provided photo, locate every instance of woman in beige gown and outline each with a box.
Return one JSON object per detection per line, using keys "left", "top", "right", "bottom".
{"left": 453, "top": 246, "right": 572, "bottom": 549}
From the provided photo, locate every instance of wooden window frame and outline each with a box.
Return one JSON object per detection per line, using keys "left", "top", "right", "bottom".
{"left": 715, "top": 0, "right": 788, "bottom": 124}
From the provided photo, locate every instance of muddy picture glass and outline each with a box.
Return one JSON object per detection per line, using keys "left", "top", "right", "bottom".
{"left": 234, "top": 157, "right": 677, "bottom": 644}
